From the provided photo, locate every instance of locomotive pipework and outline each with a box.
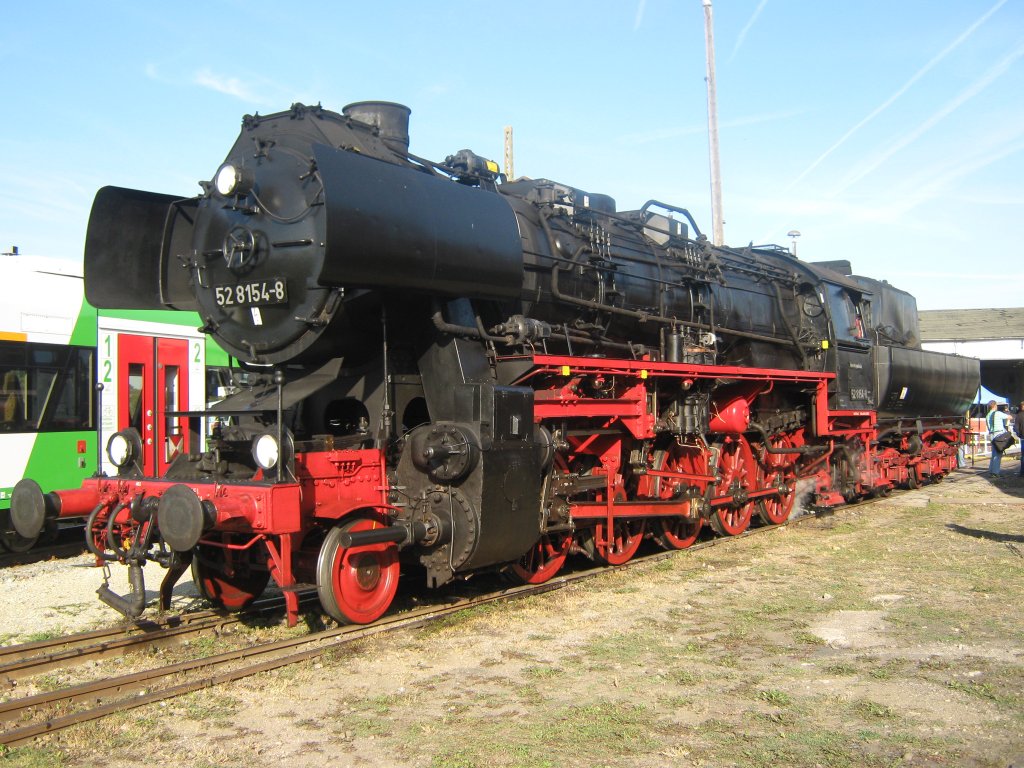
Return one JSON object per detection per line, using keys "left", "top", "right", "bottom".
{"left": 11, "top": 100, "right": 979, "bottom": 628}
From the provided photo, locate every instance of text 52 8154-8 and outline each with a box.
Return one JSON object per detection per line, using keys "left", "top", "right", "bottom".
{"left": 214, "top": 279, "right": 288, "bottom": 308}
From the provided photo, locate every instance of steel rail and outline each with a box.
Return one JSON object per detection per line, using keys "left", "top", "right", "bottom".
{"left": 0, "top": 507, "right": 832, "bottom": 745}
{"left": 0, "top": 579, "right": 567, "bottom": 746}
{"left": 0, "top": 593, "right": 314, "bottom": 684}
{"left": 0, "top": 614, "right": 239, "bottom": 687}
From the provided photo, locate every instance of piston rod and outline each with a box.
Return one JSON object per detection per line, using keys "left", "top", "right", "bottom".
{"left": 338, "top": 521, "right": 430, "bottom": 549}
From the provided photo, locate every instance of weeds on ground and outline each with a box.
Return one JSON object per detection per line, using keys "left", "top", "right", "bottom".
{"left": 0, "top": 745, "right": 67, "bottom": 768}
{"left": 20, "top": 629, "right": 63, "bottom": 643}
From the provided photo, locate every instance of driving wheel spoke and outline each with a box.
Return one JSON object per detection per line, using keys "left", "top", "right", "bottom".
{"left": 711, "top": 435, "right": 755, "bottom": 536}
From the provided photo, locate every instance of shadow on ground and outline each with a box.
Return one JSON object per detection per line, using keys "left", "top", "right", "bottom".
{"left": 945, "top": 523, "right": 1024, "bottom": 544}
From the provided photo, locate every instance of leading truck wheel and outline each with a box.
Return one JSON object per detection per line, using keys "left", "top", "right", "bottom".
{"left": 317, "top": 518, "right": 400, "bottom": 625}
{"left": 191, "top": 541, "right": 270, "bottom": 612}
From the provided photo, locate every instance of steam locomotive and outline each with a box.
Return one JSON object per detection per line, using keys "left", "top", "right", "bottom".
{"left": 11, "top": 102, "right": 978, "bottom": 626}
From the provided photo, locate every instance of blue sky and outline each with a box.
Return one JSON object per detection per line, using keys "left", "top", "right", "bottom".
{"left": 2, "top": 0, "right": 1021, "bottom": 310}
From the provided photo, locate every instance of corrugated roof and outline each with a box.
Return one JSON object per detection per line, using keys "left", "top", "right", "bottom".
{"left": 918, "top": 308, "right": 1024, "bottom": 342}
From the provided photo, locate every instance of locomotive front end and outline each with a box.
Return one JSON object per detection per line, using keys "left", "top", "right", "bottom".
{"left": 186, "top": 112, "right": 342, "bottom": 365}
{"left": 85, "top": 102, "right": 522, "bottom": 367}
{"left": 25, "top": 102, "right": 536, "bottom": 628}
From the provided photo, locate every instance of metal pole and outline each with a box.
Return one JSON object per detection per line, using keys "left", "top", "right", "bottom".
{"left": 274, "top": 369, "right": 284, "bottom": 482}
{"left": 503, "top": 126, "right": 515, "bottom": 180}
{"left": 702, "top": 0, "right": 724, "bottom": 246}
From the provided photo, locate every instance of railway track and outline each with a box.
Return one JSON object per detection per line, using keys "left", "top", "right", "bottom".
{"left": 0, "top": 470, "right": 979, "bottom": 748}
{"left": 0, "top": 593, "right": 321, "bottom": 686}
{"left": 0, "top": 538, "right": 86, "bottom": 569}
{"left": 0, "top": 578, "right": 574, "bottom": 748}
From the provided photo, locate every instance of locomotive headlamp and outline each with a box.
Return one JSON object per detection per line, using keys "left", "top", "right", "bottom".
{"left": 252, "top": 433, "right": 280, "bottom": 471}
{"left": 104, "top": 429, "right": 143, "bottom": 475}
{"left": 214, "top": 163, "right": 254, "bottom": 196}
{"left": 107, "top": 432, "right": 133, "bottom": 469}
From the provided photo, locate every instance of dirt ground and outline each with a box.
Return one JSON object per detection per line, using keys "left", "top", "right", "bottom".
{"left": 2, "top": 463, "right": 1023, "bottom": 768}
{"left": 0, "top": 551, "right": 203, "bottom": 643}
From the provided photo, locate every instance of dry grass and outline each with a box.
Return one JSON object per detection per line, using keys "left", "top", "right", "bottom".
{"left": 4, "top": 471, "right": 1023, "bottom": 767}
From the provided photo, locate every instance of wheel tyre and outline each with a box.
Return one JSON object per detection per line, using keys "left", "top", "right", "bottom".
{"left": 756, "top": 480, "right": 796, "bottom": 526}
{"left": 191, "top": 546, "right": 270, "bottom": 612}
{"left": 654, "top": 516, "right": 702, "bottom": 550}
{"left": 907, "top": 469, "right": 919, "bottom": 490}
{"left": 711, "top": 436, "right": 755, "bottom": 536}
{"left": 710, "top": 503, "right": 753, "bottom": 536}
{"left": 590, "top": 519, "right": 645, "bottom": 566}
{"left": 508, "top": 534, "right": 570, "bottom": 585}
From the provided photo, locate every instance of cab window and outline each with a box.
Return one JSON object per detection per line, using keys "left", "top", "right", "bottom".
{"left": 824, "top": 283, "right": 866, "bottom": 342}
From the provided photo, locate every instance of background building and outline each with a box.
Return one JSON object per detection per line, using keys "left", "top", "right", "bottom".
{"left": 920, "top": 308, "right": 1024, "bottom": 406}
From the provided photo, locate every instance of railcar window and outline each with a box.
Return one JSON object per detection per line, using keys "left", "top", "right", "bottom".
{"left": 0, "top": 342, "right": 94, "bottom": 432}
{"left": 127, "top": 364, "right": 145, "bottom": 434}
{"left": 164, "top": 364, "right": 180, "bottom": 460}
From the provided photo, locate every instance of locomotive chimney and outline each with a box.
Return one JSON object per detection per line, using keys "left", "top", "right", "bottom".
{"left": 343, "top": 101, "right": 411, "bottom": 153}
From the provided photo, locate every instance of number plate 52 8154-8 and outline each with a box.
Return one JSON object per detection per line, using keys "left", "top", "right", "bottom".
{"left": 214, "top": 279, "right": 288, "bottom": 308}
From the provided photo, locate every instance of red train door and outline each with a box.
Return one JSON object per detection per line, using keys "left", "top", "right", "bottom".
{"left": 117, "top": 335, "right": 191, "bottom": 476}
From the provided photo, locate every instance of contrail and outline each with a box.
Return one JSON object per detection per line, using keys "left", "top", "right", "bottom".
{"left": 634, "top": 0, "right": 646, "bottom": 31}
{"left": 621, "top": 108, "right": 804, "bottom": 145}
{"left": 785, "top": 0, "right": 1009, "bottom": 191}
{"left": 882, "top": 133, "right": 1024, "bottom": 216}
{"left": 832, "top": 39, "right": 1024, "bottom": 197}
{"left": 729, "top": 0, "right": 768, "bottom": 62}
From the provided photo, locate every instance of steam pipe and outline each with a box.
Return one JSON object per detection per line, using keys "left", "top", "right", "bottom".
{"left": 97, "top": 561, "right": 146, "bottom": 619}
{"left": 85, "top": 503, "right": 118, "bottom": 562}
{"left": 430, "top": 297, "right": 635, "bottom": 354}
{"left": 798, "top": 440, "right": 835, "bottom": 477}
{"left": 772, "top": 283, "right": 810, "bottom": 368}
{"left": 748, "top": 422, "right": 825, "bottom": 455}
{"left": 430, "top": 299, "right": 492, "bottom": 340}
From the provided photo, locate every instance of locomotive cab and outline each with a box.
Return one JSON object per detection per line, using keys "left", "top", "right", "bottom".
{"left": 818, "top": 276, "right": 875, "bottom": 410}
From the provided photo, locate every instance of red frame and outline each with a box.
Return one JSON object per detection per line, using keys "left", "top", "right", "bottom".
{"left": 47, "top": 352, "right": 967, "bottom": 625}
